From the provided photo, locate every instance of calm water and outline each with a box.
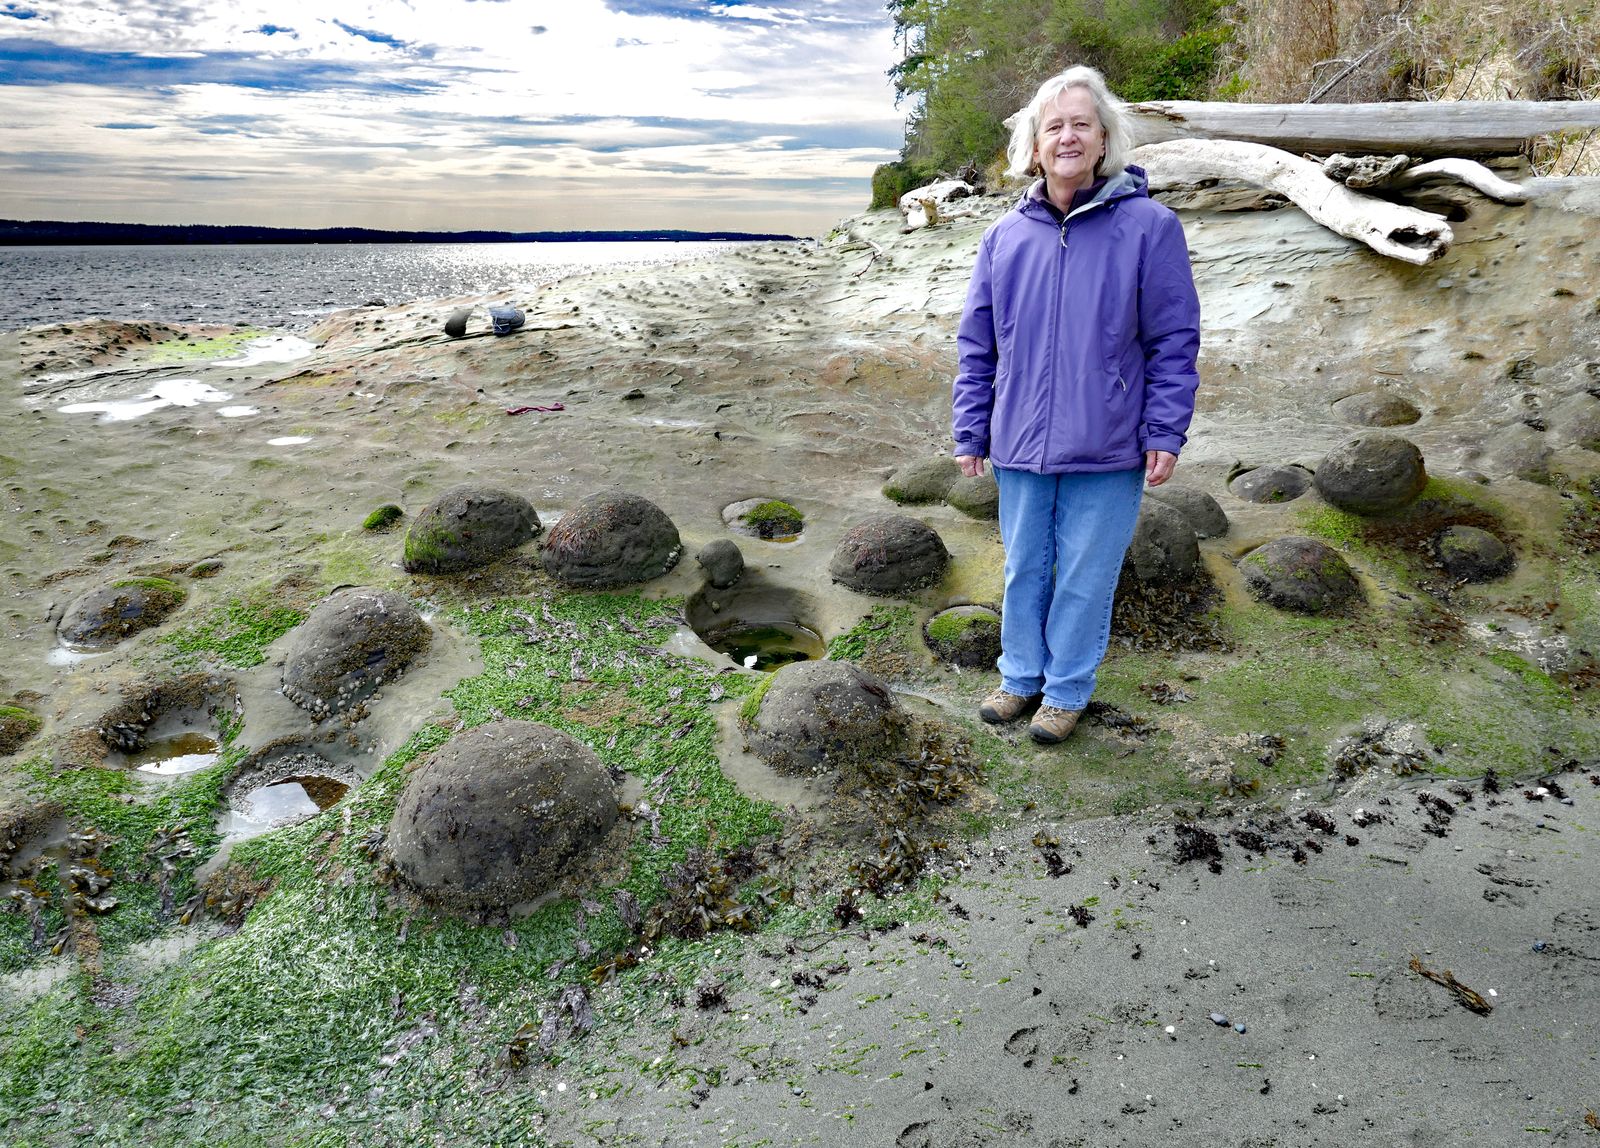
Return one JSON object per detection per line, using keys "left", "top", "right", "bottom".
{"left": 0, "top": 241, "right": 747, "bottom": 332}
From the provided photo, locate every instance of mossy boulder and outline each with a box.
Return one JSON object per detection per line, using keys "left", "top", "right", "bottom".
{"left": 724, "top": 497, "right": 803, "bottom": 540}
{"left": 829, "top": 514, "right": 949, "bottom": 597}
{"left": 0, "top": 705, "right": 43, "bottom": 756}
{"left": 1144, "top": 485, "right": 1229, "bottom": 538}
{"left": 387, "top": 719, "right": 618, "bottom": 912}
{"left": 281, "top": 588, "right": 431, "bottom": 719}
{"left": 1240, "top": 536, "right": 1362, "bottom": 614}
{"left": 58, "top": 577, "right": 186, "bottom": 649}
{"left": 883, "top": 456, "right": 961, "bottom": 504}
{"left": 946, "top": 473, "right": 1000, "bottom": 519}
{"left": 923, "top": 605, "right": 1002, "bottom": 668}
{"left": 363, "top": 504, "right": 404, "bottom": 532}
{"left": 1123, "top": 500, "right": 1202, "bottom": 585}
{"left": 403, "top": 485, "right": 540, "bottom": 573}
{"left": 1331, "top": 390, "right": 1422, "bottom": 427}
{"left": 741, "top": 660, "right": 908, "bottom": 779}
{"left": 542, "top": 490, "right": 682, "bottom": 587}
{"left": 1314, "top": 433, "right": 1427, "bottom": 513}
{"left": 1433, "top": 525, "right": 1514, "bottom": 582}
{"left": 1228, "top": 464, "right": 1314, "bottom": 504}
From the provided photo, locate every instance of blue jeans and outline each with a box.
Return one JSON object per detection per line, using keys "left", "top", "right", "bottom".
{"left": 992, "top": 466, "right": 1144, "bottom": 711}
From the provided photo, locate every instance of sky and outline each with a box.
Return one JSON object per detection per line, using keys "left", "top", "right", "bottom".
{"left": 0, "top": 0, "right": 906, "bottom": 236}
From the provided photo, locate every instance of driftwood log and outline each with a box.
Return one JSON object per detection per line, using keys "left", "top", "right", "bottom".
{"left": 1134, "top": 139, "right": 1453, "bottom": 264}
{"left": 1127, "top": 100, "right": 1600, "bottom": 158}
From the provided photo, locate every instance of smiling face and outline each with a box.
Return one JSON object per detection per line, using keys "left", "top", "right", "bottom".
{"left": 1033, "top": 85, "right": 1106, "bottom": 205}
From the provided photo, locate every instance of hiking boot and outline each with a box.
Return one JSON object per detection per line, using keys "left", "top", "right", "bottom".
{"left": 1029, "top": 705, "right": 1082, "bottom": 744}
{"left": 979, "top": 689, "right": 1037, "bottom": 724}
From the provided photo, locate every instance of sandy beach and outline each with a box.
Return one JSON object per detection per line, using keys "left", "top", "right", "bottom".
{"left": 2, "top": 179, "right": 1599, "bottom": 1145}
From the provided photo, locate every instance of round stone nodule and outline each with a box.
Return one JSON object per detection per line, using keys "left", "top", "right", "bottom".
{"left": 403, "top": 484, "right": 540, "bottom": 574}
{"left": 59, "top": 577, "right": 186, "bottom": 650}
{"left": 1123, "top": 500, "right": 1202, "bottom": 585}
{"left": 696, "top": 539, "right": 744, "bottom": 589}
{"left": 1314, "top": 433, "right": 1427, "bottom": 514}
{"left": 924, "top": 605, "right": 1002, "bottom": 669}
{"left": 542, "top": 490, "right": 682, "bottom": 588}
{"left": 883, "top": 457, "right": 961, "bottom": 505}
{"left": 1145, "top": 485, "right": 1229, "bottom": 538}
{"left": 742, "top": 660, "right": 908, "bottom": 779}
{"left": 1434, "top": 525, "right": 1514, "bottom": 582}
{"left": 388, "top": 720, "right": 618, "bottom": 912}
{"left": 1228, "top": 464, "right": 1314, "bottom": 505}
{"left": 946, "top": 473, "right": 1000, "bottom": 519}
{"left": 281, "top": 588, "right": 431, "bottom": 719}
{"left": 1331, "top": 390, "right": 1422, "bottom": 428}
{"left": 829, "top": 514, "right": 949, "bottom": 597}
{"left": 723, "top": 497, "right": 803, "bottom": 540}
{"left": 1240, "top": 536, "right": 1362, "bottom": 614}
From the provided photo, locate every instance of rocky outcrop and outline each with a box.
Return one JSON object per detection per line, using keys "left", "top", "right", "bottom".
{"left": 946, "top": 473, "right": 1000, "bottom": 520}
{"left": 58, "top": 578, "right": 186, "bottom": 649}
{"left": 403, "top": 484, "right": 540, "bottom": 574}
{"left": 1240, "top": 537, "right": 1362, "bottom": 613}
{"left": 695, "top": 539, "right": 744, "bottom": 588}
{"left": 924, "top": 605, "right": 1002, "bottom": 669}
{"left": 1433, "top": 525, "right": 1515, "bottom": 582}
{"left": 541, "top": 491, "right": 682, "bottom": 587}
{"left": 387, "top": 720, "right": 619, "bottom": 912}
{"left": 1124, "top": 500, "right": 1203, "bottom": 585}
{"left": 1314, "top": 433, "right": 1427, "bottom": 513}
{"left": 742, "top": 661, "right": 908, "bottom": 778}
{"left": 1145, "top": 485, "right": 1229, "bottom": 538}
{"left": 883, "top": 457, "right": 961, "bottom": 505}
{"left": 829, "top": 514, "right": 949, "bottom": 596}
{"left": 281, "top": 589, "right": 430, "bottom": 719}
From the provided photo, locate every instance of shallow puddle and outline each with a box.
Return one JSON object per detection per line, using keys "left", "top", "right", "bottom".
{"left": 219, "top": 775, "right": 348, "bottom": 840}
{"left": 704, "top": 622, "right": 825, "bottom": 671}
{"left": 217, "top": 406, "right": 259, "bottom": 418}
{"left": 226, "top": 334, "right": 315, "bottom": 366}
{"left": 58, "top": 378, "right": 232, "bottom": 422}
{"left": 267, "top": 436, "right": 313, "bottom": 446}
{"left": 130, "top": 731, "right": 221, "bottom": 776}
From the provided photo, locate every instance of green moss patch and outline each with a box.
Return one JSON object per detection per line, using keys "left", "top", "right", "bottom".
{"left": 741, "top": 500, "right": 803, "bottom": 535}
{"left": 141, "top": 330, "right": 267, "bottom": 365}
{"left": 160, "top": 592, "right": 306, "bottom": 669}
{"left": 362, "top": 504, "right": 404, "bottom": 532}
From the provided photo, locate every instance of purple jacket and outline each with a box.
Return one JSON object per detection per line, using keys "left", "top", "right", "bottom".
{"left": 951, "top": 167, "right": 1200, "bottom": 472}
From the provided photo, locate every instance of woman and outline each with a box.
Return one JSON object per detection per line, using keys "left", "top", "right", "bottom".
{"left": 952, "top": 65, "right": 1200, "bottom": 744}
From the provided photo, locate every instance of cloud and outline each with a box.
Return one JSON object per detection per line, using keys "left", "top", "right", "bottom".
{"left": 0, "top": 0, "right": 903, "bottom": 235}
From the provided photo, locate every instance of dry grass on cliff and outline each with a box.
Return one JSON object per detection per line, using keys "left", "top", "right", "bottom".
{"left": 1218, "top": 0, "right": 1600, "bottom": 173}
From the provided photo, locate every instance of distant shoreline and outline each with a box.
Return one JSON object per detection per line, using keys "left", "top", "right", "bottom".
{"left": 0, "top": 219, "right": 799, "bottom": 246}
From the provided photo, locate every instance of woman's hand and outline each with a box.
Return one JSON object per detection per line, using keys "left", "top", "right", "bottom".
{"left": 1144, "top": 450, "right": 1177, "bottom": 487}
{"left": 957, "top": 455, "right": 986, "bottom": 478}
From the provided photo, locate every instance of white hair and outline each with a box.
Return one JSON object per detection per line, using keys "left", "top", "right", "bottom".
{"left": 1003, "top": 65, "right": 1132, "bottom": 181}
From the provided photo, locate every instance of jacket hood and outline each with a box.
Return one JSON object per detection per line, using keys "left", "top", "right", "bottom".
{"left": 1018, "top": 165, "right": 1148, "bottom": 222}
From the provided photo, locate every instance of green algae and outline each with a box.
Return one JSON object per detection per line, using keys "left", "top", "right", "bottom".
{"left": 160, "top": 592, "right": 306, "bottom": 669}
{"left": 362, "top": 504, "right": 404, "bottom": 532}
{"left": 142, "top": 329, "right": 267, "bottom": 365}
{"left": 0, "top": 705, "right": 42, "bottom": 755}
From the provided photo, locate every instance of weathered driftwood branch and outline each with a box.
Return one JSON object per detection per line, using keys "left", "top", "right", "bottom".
{"left": 1320, "top": 154, "right": 1529, "bottom": 203}
{"left": 1134, "top": 139, "right": 1452, "bottom": 265}
{"left": 1391, "top": 158, "right": 1530, "bottom": 203}
{"left": 1126, "top": 100, "right": 1600, "bottom": 158}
